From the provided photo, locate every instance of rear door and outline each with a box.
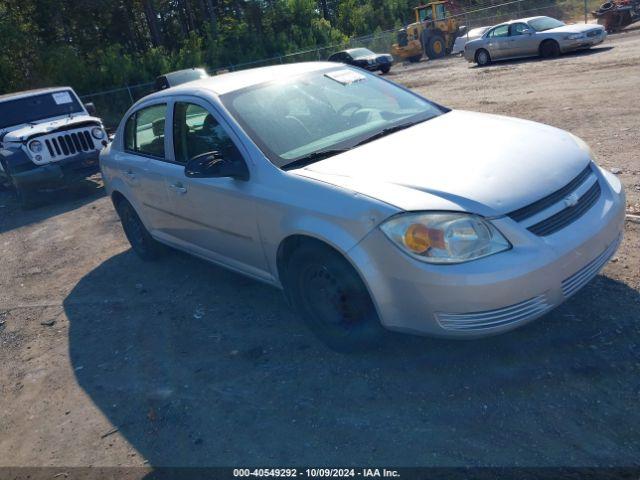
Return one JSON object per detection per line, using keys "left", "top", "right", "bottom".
{"left": 485, "top": 24, "right": 511, "bottom": 59}
{"left": 120, "top": 102, "right": 177, "bottom": 234}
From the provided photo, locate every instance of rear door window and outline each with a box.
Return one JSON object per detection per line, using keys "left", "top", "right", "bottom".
{"left": 124, "top": 104, "right": 167, "bottom": 158}
{"left": 488, "top": 25, "right": 510, "bottom": 38}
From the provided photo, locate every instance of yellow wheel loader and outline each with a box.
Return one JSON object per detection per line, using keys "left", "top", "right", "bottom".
{"left": 392, "top": 1, "right": 461, "bottom": 62}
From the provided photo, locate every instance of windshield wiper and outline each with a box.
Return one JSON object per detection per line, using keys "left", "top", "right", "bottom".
{"left": 354, "top": 119, "right": 428, "bottom": 147}
{"left": 281, "top": 148, "right": 350, "bottom": 170}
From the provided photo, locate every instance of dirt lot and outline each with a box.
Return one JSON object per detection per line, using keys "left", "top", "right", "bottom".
{"left": 1, "top": 27, "right": 639, "bottom": 470}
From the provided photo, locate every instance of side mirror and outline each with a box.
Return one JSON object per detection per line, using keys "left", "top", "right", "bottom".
{"left": 84, "top": 102, "right": 97, "bottom": 116}
{"left": 522, "top": 28, "right": 533, "bottom": 35}
{"left": 185, "top": 151, "right": 249, "bottom": 181}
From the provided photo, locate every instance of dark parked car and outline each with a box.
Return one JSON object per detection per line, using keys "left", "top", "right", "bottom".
{"left": 0, "top": 87, "right": 107, "bottom": 206}
{"left": 328, "top": 48, "right": 394, "bottom": 74}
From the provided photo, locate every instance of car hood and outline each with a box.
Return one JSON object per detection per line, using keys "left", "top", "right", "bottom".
{"left": 292, "top": 110, "right": 590, "bottom": 217}
{"left": 2, "top": 115, "right": 102, "bottom": 142}
{"left": 542, "top": 24, "right": 604, "bottom": 34}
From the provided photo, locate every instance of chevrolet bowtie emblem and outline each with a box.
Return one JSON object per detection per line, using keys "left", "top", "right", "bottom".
{"left": 564, "top": 193, "right": 579, "bottom": 208}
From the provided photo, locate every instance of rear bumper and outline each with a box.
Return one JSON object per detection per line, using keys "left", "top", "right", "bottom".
{"left": 12, "top": 151, "right": 100, "bottom": 191}
{"left": 347, "top": 167, "right": 625, "bottom": 338}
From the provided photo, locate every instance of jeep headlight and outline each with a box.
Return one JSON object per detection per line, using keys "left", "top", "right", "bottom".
{"left": 28, "top": 140, "right": 43, "bottom": 153}
{"left": 380, "top": 212, "right": 510, "bottom": 264}
{"left": 91, "top": 127, "right": 105, "bottom": 140}
{"left": 567, "top": 33, "right": 585, "bottom": 40}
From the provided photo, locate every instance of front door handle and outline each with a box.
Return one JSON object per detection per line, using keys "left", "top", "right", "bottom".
{"left": 169, "top": 183, "right": 187, "bottom": 195}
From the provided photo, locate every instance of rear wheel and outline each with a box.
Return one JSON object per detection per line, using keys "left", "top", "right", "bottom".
{"left": 540, "top": 39, "right": 560, "bottom": 58}
{"left": 114, "top": 197, "right": 165, "bottom": 261}
{"left": 425, "top": 34, "right": 447, "bottom": 59}
{"left": 475, "top": 48, "right": 491, "bottom": 66}
{"left": 285, "top": 244, "right": 384, "bottom": 352}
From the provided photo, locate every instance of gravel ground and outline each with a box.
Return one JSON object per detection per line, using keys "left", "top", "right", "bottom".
{"left": 0, "top": 27, "right": 639, "bottom": 469}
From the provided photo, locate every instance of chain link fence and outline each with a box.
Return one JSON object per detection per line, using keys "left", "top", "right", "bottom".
{"left": 81, "top": 0, "right": 597, "bottom": 129}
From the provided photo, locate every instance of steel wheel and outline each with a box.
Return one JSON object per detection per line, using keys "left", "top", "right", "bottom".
{"left": 285, "top": 243, "right": 384, "bottom": 352}
{"left": 115, "top": 198, "right": 165, "bottom": 261}
{"left": 476, "top": 49, "right": 491, "bottom": 66}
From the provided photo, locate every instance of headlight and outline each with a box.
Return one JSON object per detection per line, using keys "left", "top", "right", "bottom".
{"left": 380, "top": 212, "right": 510, "bottom": 264}
{"left": 567, "top": 33, "right": 585, "bottom": 40}
{"left": 91, "top": 127, "right": 105, "bottom": 139}
{"left": 28, "top": 140, "right": 43, "bottom": 153}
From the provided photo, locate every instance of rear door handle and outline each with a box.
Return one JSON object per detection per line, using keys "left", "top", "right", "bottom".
{"left": 169, "top": 183, "right": 187, "bottom": 195}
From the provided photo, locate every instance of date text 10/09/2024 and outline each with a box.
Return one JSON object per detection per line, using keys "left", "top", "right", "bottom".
{"left": 233, "top": 469, "right": 401, "bottom": 478}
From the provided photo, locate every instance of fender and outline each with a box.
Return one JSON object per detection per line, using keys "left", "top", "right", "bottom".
{"left": 0, "top": 147, "right": 35, "bottom": 176}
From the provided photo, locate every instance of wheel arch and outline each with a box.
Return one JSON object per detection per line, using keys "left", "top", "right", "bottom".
{"left": 275, "top": 233, "right": 382, "bottom": 322}
{"left": 539, "top": 38, "right": 560, "bottom": 55}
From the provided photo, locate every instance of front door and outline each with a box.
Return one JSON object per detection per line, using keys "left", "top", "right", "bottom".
{"left": 163, "top": 98, "right": 267, "bottom": 274}
{"left": 507, "top": 23, "right": 538, "bottom": 57}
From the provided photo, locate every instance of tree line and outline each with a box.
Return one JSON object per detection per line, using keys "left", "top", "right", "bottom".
{"left": 0, "top": 0, "right": 420, "bottom": 95}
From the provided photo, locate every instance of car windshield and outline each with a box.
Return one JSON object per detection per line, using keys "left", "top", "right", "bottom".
{"left": 528, "top": 17, "right": 565, "bottom": 31}
{"left": 348, "top": 48, "right": 375, "bottom": 58}
{"left": 220, "top": 67, "right": 444, "bottom": 168}
{"left": 0, "top": 90, "right": 84, "bottom": 129}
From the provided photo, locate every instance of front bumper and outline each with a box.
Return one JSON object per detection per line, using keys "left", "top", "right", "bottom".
{"left": 347, "top": 167, "right": 625, "bottom": 338}
{"left": 560, "top": 31, "right": 607, "bottom": 52}
{"left": 12, "top": 150, "right": 100, "bottom": 191}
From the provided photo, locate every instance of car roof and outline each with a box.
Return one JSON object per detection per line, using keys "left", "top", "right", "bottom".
{"left": 495, "top": 15, "right": 548, "bottom": 27}
{"left": 0, "top": 87, "right": 74, "bottom": 104}
{"left": 143, "top": 62, "right": 337, "bottom": 99}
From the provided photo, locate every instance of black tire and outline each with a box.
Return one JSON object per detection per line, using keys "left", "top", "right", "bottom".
{"left": 114, "top": 197, "right": 165, "bottom": 261}
{"left": 408, "top": 54, "right": 422, "bottom": 63}
{"left": 14, "top": 183, "right": 36, "bottom": 209}
{"left": 425, "top": 34, "right": 447, "bottom": 59}
{"left": 380, "top": 65, "right": 391, "bottom": 74}
{"left": 475, "top": 48, "right": 491, "bottom": 66}
{"left": 285, "top": 243, "right": 384, "bottom": 352}
{"left": 539, "top": 39, "right": 560, "bottom": 58}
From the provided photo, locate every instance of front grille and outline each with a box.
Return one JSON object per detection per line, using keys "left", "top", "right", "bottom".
{"left": 527, "top": 181, "right": 601, "bottom": 236}
{"left": 435, "top": 295, "right": 552, "bottom": 332}
{"left": 508, "top": 165, "right": 592, "bottom": 222}
{"left": 44, "top": 130, "right": 96, "bottom": 159}
{"left": 507, "top": 164, "right": 602, "bottom": 237}
{"left": 561, "top": 235, "right": 621, "bottom": 298}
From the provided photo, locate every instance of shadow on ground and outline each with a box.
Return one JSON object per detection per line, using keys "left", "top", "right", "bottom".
{"left": 0, "top": 178, "right": 104, "bottom": 234}
{"left": 65, "top": 248, "right": 640, "bottom": 467}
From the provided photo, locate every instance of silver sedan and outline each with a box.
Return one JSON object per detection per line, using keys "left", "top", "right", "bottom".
{"left": 464, "top": 16, "right": 607, "bottom": 66}
{"left": 100, "top": 62, "right": 624, "bottom": 351}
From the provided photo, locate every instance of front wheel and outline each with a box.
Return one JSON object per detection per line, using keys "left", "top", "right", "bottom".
{"left": 115, "top": 198, "right": 165, "bottom": 261}
{"left": 475, "top": 48, "right": 491, "bottom": 66}
{"left": 425, "top": 34, "right": 447, "bottom": 59}
{"left": 13, "top": 181, "right": 36, "bottom": 209}
{"left": 380, "top": 65, "right": 391, "bottom": 74}
{"left": 408, "top": 54, "right": 422, "bottom": 63}
{"left": 540, "top": 40, "right": 560, "bottom": 58}
{"left": 285, "top": 244, "right": 385, "bottom": 352}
